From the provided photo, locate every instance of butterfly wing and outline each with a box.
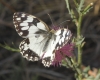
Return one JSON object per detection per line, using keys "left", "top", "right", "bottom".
{"left": 13, "top": 12, "right": 51, "bottom": 64}
{"left": 13, "top": 12, "right": 50, "bottom": 38}
{"left": 41, "top": 28, "right": 72, "bottom": 66}
{"left": 19, "top": 37, "right": 48, "bottom": 61}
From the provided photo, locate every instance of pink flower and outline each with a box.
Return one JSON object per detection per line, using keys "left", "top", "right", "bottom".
{"left": 52, "top": 43, "right": 74, "bottom": 66}
{"left": 52, "top": 26, "right": 60, "bottom": 30}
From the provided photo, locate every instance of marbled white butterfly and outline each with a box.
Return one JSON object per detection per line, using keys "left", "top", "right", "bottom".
{"left": 13, "top": 12, "right": 72, "bottom": 67}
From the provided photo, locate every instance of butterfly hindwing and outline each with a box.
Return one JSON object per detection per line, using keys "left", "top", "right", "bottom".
{"left": 19, "top": 35, "right": 55, "bottom": 66}
{"left": 19, "top": 38, "right": 40, "bottom": 61}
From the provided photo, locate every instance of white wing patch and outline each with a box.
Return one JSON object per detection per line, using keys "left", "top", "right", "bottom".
{"left": 13, "top": 12, "right": 72, "bottom": 67}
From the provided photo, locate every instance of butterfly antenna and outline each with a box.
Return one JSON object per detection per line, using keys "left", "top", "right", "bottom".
{"left": 57, "top": 20, "right": 70, "bottom": 27}
{"left": 47, "top": 14, "right": 55, "bottom": 27}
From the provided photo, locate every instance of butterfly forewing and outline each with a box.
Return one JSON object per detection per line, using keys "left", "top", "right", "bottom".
{"left": 13, "top": 12, "right": 72, "bottom": 67}
{"left": 13, "top": 12, "right": 50, "bottom": 38}
{"left": 54, "top": 28, "right": 72, "bottom": 50}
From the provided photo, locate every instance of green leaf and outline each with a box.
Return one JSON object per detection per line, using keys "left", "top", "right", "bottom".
{"left": 0, "top": 43, "right": 20, "bottom": 52}
{"left": 78, "top": 0, "right": 84, "bottom": 13}
{"left": 94, "top": 73, "right": 100, "bottom": 80}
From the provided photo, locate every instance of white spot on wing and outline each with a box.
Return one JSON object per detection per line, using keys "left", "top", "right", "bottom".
{"left": 55, "top": 30, "right": 61, "bottom": 35}
{"left": 21, "top": 14, "right": 25, "bottom": 17}
{"left": 16, "top": 18, "right": 21, "bottom": 20}
{"left": 23, "top": 16, "right": 33, "bottom": 22}
{"left": 20, "top": 23, "right": 28, "bottom": 26}
{"left": 63, "top": 30, "right": 66, "bottom": 37}
{"left": 59, "top": 39, "right": 61, "bottom": 45}
{"left": 34, "top": 57, "right": 38, "bottom": 61}
{"left": 66, "top": 36, "right": 68, "bottom": 40}
{"left": 19, "top": 32, "right": 23, "bottom": 35}
{"left": 29, "top": 56, "right": 33, "bottom": 61}
{"left": 21, "top": 26, "right": 29, "bottom": 30}
{"left": 67, "top": 30, "right": 70, "bottom": 35}
{"left": 61, "top": 37, "right": 64, "bottom": 43}
{"left": 24, "top": 54, "right": 28, "bottom": 57}
{"left": 14, "top": 25, "right": 17, "bottom": 28}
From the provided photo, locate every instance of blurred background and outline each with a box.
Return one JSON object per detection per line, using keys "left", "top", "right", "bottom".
{"left": 0, "top": 0, "right": 100, "bottom": 80}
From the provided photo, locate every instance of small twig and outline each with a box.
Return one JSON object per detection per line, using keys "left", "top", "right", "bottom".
{"left": 0, "top": 43, "right": 19, "bottom": 52}
{"left": 0, "top": 0, "right": 16, "bottom": 12}
{"left": 0, "top": 19, "right": 13, "bottom": 28}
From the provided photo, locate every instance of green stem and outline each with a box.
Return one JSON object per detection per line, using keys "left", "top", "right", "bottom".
{"left": 77, "top": 13, "right": 83, "bottom": 65}
{"left": 73, "top": 0, "right": 78, "bottom": 7}
{"left": 65, "top": 0, "right": 93, "bottom": 80}
{"left": 0, "top": 43, "right": 20, "bottom": 52}
{"left": 65, "top": 0, "right": 78, "bottom": 27}
{"left": 77, "top": 13, "right": 83, "bottom": 80}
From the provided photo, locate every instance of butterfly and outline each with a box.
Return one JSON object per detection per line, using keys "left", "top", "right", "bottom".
{"left": 13, "top": 12, "right": 72, "bottom": 67}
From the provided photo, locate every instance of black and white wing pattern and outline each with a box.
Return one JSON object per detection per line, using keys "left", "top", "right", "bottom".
{"left": 13, "top": 12, "right": 50, "bottom": 38}
{"left": 13, "top": 12, "right": 72, "bottom": 67}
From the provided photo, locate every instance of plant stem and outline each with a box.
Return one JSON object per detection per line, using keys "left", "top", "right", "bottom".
{"left": 76, "top": 12, "right": 83, "bottom": 80}
{"left": 77, "top": 13, "right": 83, "bottom": 65}
{"left": 65, "top": 0, "right": 93, "bottom": 80}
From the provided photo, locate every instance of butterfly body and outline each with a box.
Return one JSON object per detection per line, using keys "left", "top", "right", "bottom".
{"left": 13, "top": 12, "right": 72, "bottom": 67}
